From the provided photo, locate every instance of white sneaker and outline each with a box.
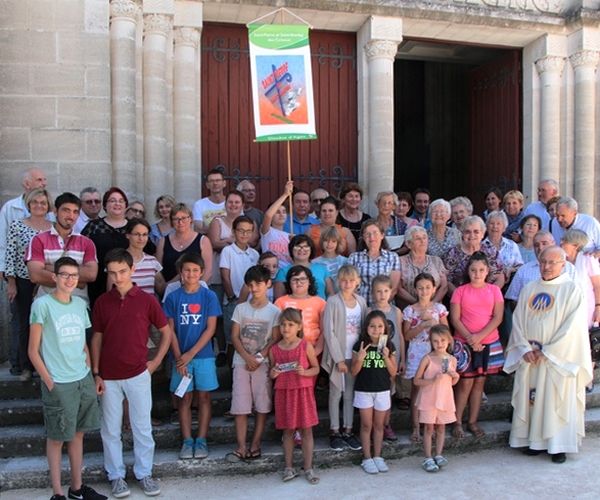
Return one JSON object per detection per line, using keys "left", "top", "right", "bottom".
{"left": 373, "top": 456, "right": 389, "bottom": 472}
{"left": 111, "top": 478, "right": 130, "bottom": 498}
{"left": 138, "top": 476, "right": 160, "bottom": 496}
{"left": 361, "top": 458, "right": 379, "bottom": 474}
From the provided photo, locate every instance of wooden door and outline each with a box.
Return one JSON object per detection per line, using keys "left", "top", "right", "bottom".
{"left": 201, "top": 23, "right": 357, "bottom": 209}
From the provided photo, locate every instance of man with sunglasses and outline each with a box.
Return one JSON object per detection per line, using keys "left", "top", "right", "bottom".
{"left": 74, "top": 187, "right": 103, "bottom": 233}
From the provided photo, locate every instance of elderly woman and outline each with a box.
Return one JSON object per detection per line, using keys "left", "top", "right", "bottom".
{"left": 5, "top": 188, "right": 53, "bottom": 381}
{"left": 397, "top": 226, "right": 448, "bottom": 308}
{"left": 484, "top": 210, "right": 523, "bottom": 281}
{"left": 308, "top": 196, "right": 356, "bottom": 257}
{"left": 337, "top": 182, "right": 371, "bottom": 244}
{"left": 347, "top": 219, "right": 400, "bottom": 306}
{"left": 502, "top": 190, "right": 525, "bottom": 240}
{"left": 517, "top": 214, "right": 541, "bottom": 263}
{"left": 375, "top": 191, "right": 404, "bottom": 236}
{"left": 150, "top": 194, "right": 176, "bottom": 245}
{"left": 483, "top": 187, "right": 503, "bottom": 221}
{"left": 449, "top": 196, "right": 473, "bottom": 231}
{"left": 443, "top": 215, "right": 504, "bottom": 294}
{"left": 394, "top": 192, "right": 419, "bottom": 234}
{"left": 125, "top": 200, "right": 146, "bottom": 220}
{"left": 560, "top": 229, "right": 600, "bottom": 327}
{"left": 82, "top": 186, "right": 130, "bottom": 306}
{"left": 426, "top": 198, "right": 461, "bottom": 258}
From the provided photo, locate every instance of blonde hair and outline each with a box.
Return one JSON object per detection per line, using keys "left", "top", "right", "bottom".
{"left": 429, "top": 324, "right": 453, "bottom": 354}
{"left": 337, "top": 264, "right": 360, "bottom": 282}
{"left": 25, "top": 188, "right": 52, "bottom": 213}
{"left": 319, "top": 225, "right": 342, "bottom": 249}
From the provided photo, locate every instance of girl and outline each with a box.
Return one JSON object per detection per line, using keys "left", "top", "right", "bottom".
{"left": 403, "top": 273, "right": 449, "bottom": 443}
{"left": 260, "top": 181, "right": 293, "bottom": 268}
{"left": 370, "top": 275, "right": 405, "bottom": 442}
{"left": 312, "top": 226, "right": 348, "bottom": 293}
{"left": 351, "top": 311, "right": 397, "bottom": 474}
{"left": 450, "top": 252, "right": 504, "bottom": 439}
{"left": 322, "top": 265, "right": 367, "bottom": 452}
{"left": 270, "top": 308, "right": 320, "bottom": 484}
{"left": 413, "top": 324, "right": 459, "bottom": 472}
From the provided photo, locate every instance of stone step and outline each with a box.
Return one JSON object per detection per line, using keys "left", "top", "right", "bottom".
{"left": 3, "top": 407, "right": 600, "bottom": 492}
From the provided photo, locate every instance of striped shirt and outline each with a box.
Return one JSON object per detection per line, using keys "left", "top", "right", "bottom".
{"left": 132, "top": 253, "right": 163, "bottom": 296}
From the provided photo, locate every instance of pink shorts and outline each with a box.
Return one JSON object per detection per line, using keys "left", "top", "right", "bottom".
{"left": 230, "top": 363, "right": 272, "bottom": 415}
{"left": 419, "top": 409, "right": 456, "bottom": 425}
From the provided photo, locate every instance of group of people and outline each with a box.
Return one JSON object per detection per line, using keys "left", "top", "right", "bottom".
{"left": 0, "top": 167, "right": 596, "bottom": 498}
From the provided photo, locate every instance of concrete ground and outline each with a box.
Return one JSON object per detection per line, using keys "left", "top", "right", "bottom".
{"left": 4, "top": 436, "right": 599, "bottom": 500}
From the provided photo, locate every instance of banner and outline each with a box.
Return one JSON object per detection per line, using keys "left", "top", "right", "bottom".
{"left": 248, "top": 24, "right": 317, "bottom": 142}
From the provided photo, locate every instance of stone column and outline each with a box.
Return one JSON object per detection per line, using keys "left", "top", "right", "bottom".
{"left": 173, "top": 27, "right": 200, "bottom": 204}
{"left": 570, "top": 50, "right": 599, "bottom": 215}
{"left": 142, "top": 13, "right": 172, "bottom": 204}
{"left": 535, "top": 56, "right": 565, "bottom": 183}
{"left": 109, "top": 0, "right": 140, "bottom": 193}
{"left": 364, "top": 39, "right": 398, "bottom": 200}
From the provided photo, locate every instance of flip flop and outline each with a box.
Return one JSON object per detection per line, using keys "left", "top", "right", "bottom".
{"left": 246, "top": 448, "right": 262, "bottom": 459}
{"left": 452, "top": 424, "right": 465, "bottom": 439}
{"left": 467, "top": 422, "right": 486, "bottom": 439}
{"left": 225, "top": 450, "right": 246, "bottom": 463}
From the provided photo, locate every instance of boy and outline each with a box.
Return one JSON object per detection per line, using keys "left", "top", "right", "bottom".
{"left": 227, "top": 265, "right": 280, "bottom": 461}
{"left": 91, "top": 249, "right": 172, "bottom": 498}
{"left": 28, "top": 257, "right": 105, "bottom": 500}
{"left": 163, "top": 253, "right": 221, "bottom": 459}
{"left": 220, "top": 215, "right": 259, "bottom": 359}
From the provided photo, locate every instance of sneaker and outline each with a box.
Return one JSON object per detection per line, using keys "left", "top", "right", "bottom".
{"left": 19, "top": 369, "right": 32, "bottom": 382}
{"left": 373, "top": 456, "right": 389, "bottom": 472}
{"left": 383, "top": 424, "right": 398, "bottom": 441}
{"left": 481, "top": 391, "right": 488, "bottom": 403}
{"left": 293, "top": 430, "right": 302, "bottom": 448}
{"left": 434, "top": 455, "right": 448, "bottom": 468}
{"left": 110, "top": 478, "right": 130, "bottom": 498}
{"left": 342, "top": 432, "right": 362, "bottom": 451}
{"left": 422, "top": 457, "right": 439, "bottom": 473}
{"left": 138, "top": 476, "right": 160, "bottom": 497}
{"left": 361, "top": 458, "right": 379, "bottom": 474}
{"left": 51, "top": 495, "right": 67, "bottom": 500}
{"left": 179, "top": 438, "right": 194, "bottom": 459}
{"left": 329, "top": 433, "right": 347, "bottom": 451}
{"left": 194, "top": 437, "right": 208, "bottom": 458}
{"left": 68, "top": 484, "right": 107, "bottom": 500}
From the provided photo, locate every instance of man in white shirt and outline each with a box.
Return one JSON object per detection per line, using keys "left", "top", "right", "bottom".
{"left": 193, "top": 168, "right": 227, "bottom": 233}
{"left": 550, "top": 196, "right": 600, "bottom": 253}
{"left": 74, "top": 187, "right": 103, "bottom": 233}
{"left": 523, "top": 178, "right": 558, "bottom": 230}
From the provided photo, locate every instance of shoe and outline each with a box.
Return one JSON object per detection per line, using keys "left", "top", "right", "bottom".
{"left": 138, "top": 476, "right": 161, "bottom": 496}
{"left": 9, "top": 366, "right": 22, "bottom": 376}
{"left": 434, "top": 455, "right": 448, "bottom": 468}
{"left": 179, "top": 438, "right": 194, "bottom": 459}
{"left": 329, "top": 433, "right": 347, "bottom": 451}
{"left": 522, "top": 447, "right": 543, "bottom": 456}
{"left": 551, "top": 452, "right": 567, "bottom": 463}
{"left": 422, "top": 457, "right": 439, "bottom": 473}
{"left": 194, "top": 437, "right": 208, "bottom": 458}
{"left": 373, "top": 456, "right": 389, "bottom": 472}
{"left": 304, "top": 468, "right": 320, "bottom": 484}
{"left": 110, "top": 478, "right": 130, "bottom": 498}
{"left": 215, "top": 351, "right": 227, "bottom": 367}
{"left": 51, "top": 495, "right": 67, "bottom": 500}
{"left": 19, "top": 369, "right": 32, "bottom": 382}
{"left": 481, "top": 391, "right": 488, "bottom": 403}
{"left": 383, "top": 424, "right": 398, "bottom": 441}
{"left": 293, "top": 430, "right": 302, "bottom": 448}
{"left": 68, "top": 484, "right": 107, "bottom": 500}
{"left": 282, "top": 467, "right": 298, "bottom": 482}
{"left": 342, "top": 432, "right": 362, "bottom": 451}
{"left": 361, "top": 458, "right": 379, "bottom": 474}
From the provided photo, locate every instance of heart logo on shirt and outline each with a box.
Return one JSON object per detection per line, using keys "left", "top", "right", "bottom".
{"left": 188, "top": 303, "right": 201, "bottom": 314}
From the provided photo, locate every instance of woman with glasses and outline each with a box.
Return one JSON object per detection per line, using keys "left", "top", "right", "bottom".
{"left": 82, "top": 187, "right": 130, "bottom": 307}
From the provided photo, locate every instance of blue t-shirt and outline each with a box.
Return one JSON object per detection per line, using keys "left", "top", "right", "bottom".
{"left": 163, "top": 286, "right": 222, "bottom": 359}
{"left": 275, "top": 262, "right": 328, "bottom": 299}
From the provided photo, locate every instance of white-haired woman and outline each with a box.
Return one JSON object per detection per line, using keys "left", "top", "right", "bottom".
{"left": 443, "top": 215, "right": 504, "bottom": 295}
{"left": 397, "top": 226, "right": 448, "bottom": 307}
{"left": 484, "top": 210, "right": 523, "bottom": 281}
{"left": 426, "top": 199, "right": 461, "bottom": 258}
{"left": 449, "top": 196, "right": 473, "bottom": 232}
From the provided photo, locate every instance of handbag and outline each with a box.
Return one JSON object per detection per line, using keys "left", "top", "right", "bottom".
{"left": 453, "top": 339, "right": 471, "bottom": 374}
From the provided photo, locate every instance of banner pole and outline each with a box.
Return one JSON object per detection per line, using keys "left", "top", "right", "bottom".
{"left": 287, "top": 140, "right": 294, "bottom": 237}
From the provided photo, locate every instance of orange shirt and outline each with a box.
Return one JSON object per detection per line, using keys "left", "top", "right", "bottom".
{"left": 274, "top": 295, "right": 326, "bottom": 347}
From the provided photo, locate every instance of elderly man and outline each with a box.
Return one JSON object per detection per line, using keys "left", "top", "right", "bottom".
{"left": 309, "top": 187, "right": 329, "bottom": 218}
{"left": 523, "top": 178, "right": 558, "bottom": 230}
{"left": 505, "top": 246, "right": 592, "bottom": 463}
{"left": 283, "top": 188, "right": 318, "bottom": 235}
{"left": 74, "top": 187, "right": 103, "bottom": 233}
{"left": 237, "top": 179, "right": 264, "bottom": 228}
{"left": 550, "top": 196, "right": 600, "bottom": 252}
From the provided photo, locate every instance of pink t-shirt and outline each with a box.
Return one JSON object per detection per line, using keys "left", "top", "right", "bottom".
{"left": 450, "top": 283, "right": 503, "bottom": 345}
{"left": 274, "top": 295, "right": 326, "bottom": 347}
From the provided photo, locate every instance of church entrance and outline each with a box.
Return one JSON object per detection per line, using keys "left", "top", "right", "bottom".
{"left": 394, "top": 41, "right": 522, "bottom": 213}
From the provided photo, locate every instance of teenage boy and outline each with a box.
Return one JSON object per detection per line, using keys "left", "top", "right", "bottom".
{"left": 91, "top": 249, "right": 172, "bottom": 498}
{"left": 227, "top": 265, "right": 280, "bottom": 462}
{"left": 163, "top": 253, "right": 222, "bottom": 459}
{"left": 28, "top": 257, "right": 106, "bottom": 500}
{"left": 220, "top": 216, "right": 259, "bottom": 359}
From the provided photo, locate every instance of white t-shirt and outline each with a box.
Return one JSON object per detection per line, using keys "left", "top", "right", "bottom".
{"left": 220, "top": 243, "right": 259, "bottom": 303}
{"left": 260, "top": 226, "right": 292, "bottom": 268}
{"left": 345, "top": 302, "right": 362, "bottom": 359}
{"left": 192, "top": 197, "right": 226, "bottom": 228}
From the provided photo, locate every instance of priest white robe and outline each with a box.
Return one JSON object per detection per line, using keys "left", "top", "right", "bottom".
{"left": 504, "top": 273, "right": 593, "bottom": 453}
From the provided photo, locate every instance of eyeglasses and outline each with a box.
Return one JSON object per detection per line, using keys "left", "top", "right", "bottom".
{"left": 84, "top": 199, "right": 101, "bottom": 205}
{"left": 172, "top": 216, "right": 191, "bottom": 223}
{"left": 311, "top": 198, "right": 326, "bottom": 203}
{"left": 127, "top": 208, "right": 145, "bottom": 216}
{"left": 294, "top": 244, "right": 311, "bottom": 250}
{"left": 540, "top": 259, "right": 564, "bottom": 266}
{"left": 129, "top": 232, "right": 149, "bottom": 238}
{"left": 56, "top": 272, "right": 79, "bottom": 280}
{"left": 235, "top": 229, "right": 253, "bottom": 235}
{"left": 241, "top": 188, "right": 256, "bottom": 193}
{"left": 290, "top": 277, "right": 309, "bottom": 284}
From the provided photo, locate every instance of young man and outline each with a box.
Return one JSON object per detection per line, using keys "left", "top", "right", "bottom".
{"left": 91, "top": 249, "right": 172, "bottom": 498}
{"left": 163, "top": 253, "right": 221, "bottom": 460}
{"left": 28, "top": 257, "right": 106, "bottom": 500}
{"left": 228, "top": 265, "right": 280, "bottom": 461}
{"left": 192, "top": 168, "right": 227, "bottom": 233}
{"left": 410, "top": 188, "right": 431, "bottom": 227}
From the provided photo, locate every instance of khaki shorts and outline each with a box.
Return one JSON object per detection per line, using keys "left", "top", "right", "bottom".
{"left": 230, "top": 363, "right": 272, "bottom": 415}
{"left": 41, "top": 372, "right": 100, "bottom": 442}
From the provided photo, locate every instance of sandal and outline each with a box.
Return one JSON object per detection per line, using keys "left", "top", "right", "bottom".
{"left": 410, "top": 428, "right": 422, "bottom": 444}
{"left": 282, "top": 467, "right": 298, "bottom": 482}
{"left": 452, "top": 423, "right": 465, "bottom": 439}
{"left": 422, "top": 457, "right": 439, "bottom": 473}
{"left": 246, "top": 448, "right": 262, "bottom": 459}
{"left": 305, "top": 468, "right": 320, "bottom": 484}
{"left": 225, "top": 450, "right": 246, "bottom": 463}
{"left": 467, "top": 422, "right": 486, "bottom": 439}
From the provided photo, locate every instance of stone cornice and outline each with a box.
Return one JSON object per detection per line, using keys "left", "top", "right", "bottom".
{"left": 143, "top": 13, "right": 172, "bottom": 37}
{"left": 570, "top": 50, "right": 600, "bottom": 70}
{"left": 110, "top": 0, "right": 140, "bottom": 22}
{"left": 364, "top": 40, "right": 398, "bottom": 61}
{"left": 535, "top": 55, "right": 565, "bottom": 76}
{"left": 174, "top": 27, "right": 201, "bottom": 48}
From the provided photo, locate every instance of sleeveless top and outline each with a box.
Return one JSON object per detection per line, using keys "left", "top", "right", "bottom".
{"left": 162, "top": 232, "right": 203, "bottom": 282}
{"left": 271, "top": 339, "right": 314, "bottom": 390}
